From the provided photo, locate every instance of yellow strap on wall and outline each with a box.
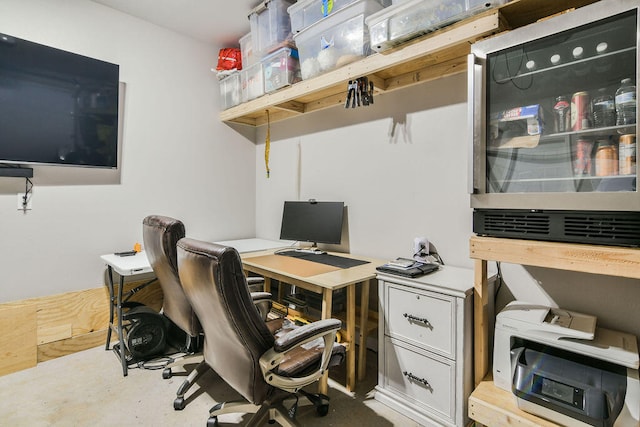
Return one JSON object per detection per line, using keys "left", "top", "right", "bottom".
{"left": 265, "top": 109, "right": 271, "bottom": 178}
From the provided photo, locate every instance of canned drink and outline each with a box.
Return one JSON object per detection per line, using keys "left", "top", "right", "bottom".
{"left": 595, "top": 139, "right": 618, "bottom": 176}
{"left": 619, "top": 134, "right": 636, "bottom": 175}
{"left": 573, "top": 138, "right": 593, "bottom": 175}
{"left": 571, "top": 91, "right": 590, "bottom": 131}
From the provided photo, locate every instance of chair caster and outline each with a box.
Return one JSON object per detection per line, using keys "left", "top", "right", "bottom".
{"left": 163, "top": 368, "right": 172, "bottom": 379}
{"left": 206, "top": 416, "right": 219, "bottom": 427}
{"left": 316, "top": 404, "right": 329, "bottom": 417}
{"left": 174, "top": 397, "right": 186, "bottom": 411}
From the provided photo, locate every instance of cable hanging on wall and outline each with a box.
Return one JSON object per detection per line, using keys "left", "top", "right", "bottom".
{"left": 265, "top": 109, "right": 271, "bottom": 178}
{"left": 21, "top": 177, "right": 33, "bottom": 213}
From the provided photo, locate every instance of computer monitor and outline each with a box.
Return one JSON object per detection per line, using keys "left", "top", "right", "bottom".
{"left": 279, "top": 200, "right": 345, "bottom": 247}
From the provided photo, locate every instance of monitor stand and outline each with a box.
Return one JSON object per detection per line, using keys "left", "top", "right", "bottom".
{"left": 294, "top": 243, "right": 326, "bottom": 254}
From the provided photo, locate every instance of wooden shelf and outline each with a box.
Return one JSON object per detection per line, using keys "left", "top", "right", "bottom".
{"left": 470, "top": 236, "right": 640, "bottom": 280}
{"left": 469, "top": 374, "right": 561, "bottom": 427}
{"left": 469, "top": 236, "right": 640, "bottom": 426}
{"left": 219, "top": 0, "right": 599, "bottom": 127}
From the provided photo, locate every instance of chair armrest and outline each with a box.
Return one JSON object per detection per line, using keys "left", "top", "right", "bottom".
{"left": 247, "top": 276, "right": 265, "bottom": 292}
{"left": 273, "top": 319, "right": 341, "bottom": 353}
{"left": 258, "top": 318, "right": 342, "bottom": 393}
{"left": 250, "top": 291, "right": 272, "bottom": 321}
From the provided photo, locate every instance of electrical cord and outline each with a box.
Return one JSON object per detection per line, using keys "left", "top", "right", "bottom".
{"left": 494, "top": 261, "right": 503, "bottom": 306}
{"left": 21, "top": 177, "right": 33, "bottom": 211}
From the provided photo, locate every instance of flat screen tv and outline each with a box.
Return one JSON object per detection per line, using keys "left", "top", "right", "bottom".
{"left": 0, "top": 33, "right": 120, "bottom": 169}
{"left": 279, "top": 201, "right": 345, "bottom": 246}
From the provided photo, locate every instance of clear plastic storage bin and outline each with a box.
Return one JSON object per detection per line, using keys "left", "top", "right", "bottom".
{"left": 239, "top": 32, "right": 257, "bottom": 68}
{"left": 366, "top": 0, "right": 507, "bottom": 52}
{"left": 262, "top": 47, "right": 302, "bottom": 93}
{"left": 219, "top": 71, "right": 241, "bottom": 110}
{"left": 249, "top": 0, "right": 296, "bottom": 59}
{"left": 293, "top": 0, "right": 386, "bottom": 80}
{"left": 288, "top": 0, "right": 357, "bottom": 33}
{"left": 241, "top": 62, "right": 264, "bottom": 102}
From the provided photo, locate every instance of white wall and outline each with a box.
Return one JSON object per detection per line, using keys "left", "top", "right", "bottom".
{"left": 255, "top": 73, "right": 640, "bottom": 340}
{"left": 0, "top": 0, "right": 256, "bottom": 302}
{"left": 255, "top": 73, "right": 473, "bottom": 266}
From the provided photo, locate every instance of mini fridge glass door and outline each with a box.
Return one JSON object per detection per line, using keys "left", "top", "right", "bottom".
{"left": 469, "top": 0, "right": 638, "bottom": 211}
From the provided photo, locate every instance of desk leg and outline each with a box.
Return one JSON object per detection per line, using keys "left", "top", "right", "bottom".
{"left": 116, "top": 275, "right": 128, "bottom": 376}
{"left": 319, "top": 288, "right": 333, "bottom": 395}
{"left": 263, "top": 277, "right": 272, "bottom": 294}
{"left": 105, "top": 266, "right": 115, "bottom": 351}
{"left": 345, "top": 284, "right": 356, "bottom": 392}
{"left": 357, "top": 279, "right": 371, "bottom": 381}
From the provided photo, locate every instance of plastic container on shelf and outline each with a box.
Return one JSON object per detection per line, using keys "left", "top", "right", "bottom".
{"left": 249, "top": 0, "right": 296, "bottom": 59}
{"left": 240, "top": 62, "right": 265, "bottom": 102}
{"left": 262, "top": 47, "right": 302, "bottom": 93}
{"left": 288, "top": 0, "right": 389, "bottom": 34}
{"left": 366, "top": 0, "right": 507, "bottom": 53}
{"left": 239, "top": 32, "right": 257, "bottom": 68}
{"left": 293, "top": 0, "right": 386, "bottom": 80}
{"left": 219, "top": 71, "right": 242, "bottom": 110}
{"left": 615, "top": 78, "right": 637, "bottom": 127}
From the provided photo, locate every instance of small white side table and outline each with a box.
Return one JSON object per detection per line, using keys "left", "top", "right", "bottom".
{"left": 100, "top": 251, "right": 155, "bottom": 376}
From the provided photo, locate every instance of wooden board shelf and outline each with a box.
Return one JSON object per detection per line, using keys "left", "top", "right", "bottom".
{"left": 219, "top": 0, "right": 598, "bottom": 127}
{"left": 469, "top": 236, "right": 640, "bottom": 426}
{"left": 469, "top": 374, "right": 561, "bottom": 427}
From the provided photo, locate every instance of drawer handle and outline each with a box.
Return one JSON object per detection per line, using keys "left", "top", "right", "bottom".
{"left": 403, "top": 313, "right": 432, "bottom": 328}
{"left": 403, "top": 371, "right": 431, "bottom": 389}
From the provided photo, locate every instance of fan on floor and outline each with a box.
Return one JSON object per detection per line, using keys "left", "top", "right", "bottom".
{"left": 119, "top": 304, "right": 168, "bottom": 363}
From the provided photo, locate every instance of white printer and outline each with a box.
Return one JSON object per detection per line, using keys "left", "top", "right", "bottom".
{"left": 493, "top": 301, "right": 640, "bottom": 427}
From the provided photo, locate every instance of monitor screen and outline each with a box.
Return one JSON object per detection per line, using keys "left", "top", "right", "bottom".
{"left": 0, "top": 33, "right": 120, "bottom": 168}
{"left": 279, "top": 201, "right": 345, "bottom": 245}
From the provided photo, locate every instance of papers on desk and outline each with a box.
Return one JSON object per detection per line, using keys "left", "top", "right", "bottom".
{"left": 376, "top": 258, "right": 440, "bottom": 278}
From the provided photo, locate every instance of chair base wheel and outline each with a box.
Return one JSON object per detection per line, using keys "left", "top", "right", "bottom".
{"left": 174, "top": 397, "right": 185, "bottom": 410}
{"left": 206, "top": 416, "right": 219, "bottom": 427}
{"left": 163, "top": 368, "right": 172, "bottom": 379}
{"left": 316, "top": 404, "right": 329, "bottom": 417}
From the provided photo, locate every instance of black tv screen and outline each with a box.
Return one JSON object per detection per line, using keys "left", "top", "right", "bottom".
{"left": 0, "top": 33, "right": 120, "bottom": 168}
{"left": 279, "top": 201, "right": 345, "bottom": 245}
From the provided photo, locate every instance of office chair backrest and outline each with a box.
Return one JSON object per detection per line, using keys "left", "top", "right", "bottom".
{"left": 177, "top": 238, "right": 275, "bottom": 405}
{"left": 142, "top": 215, "right": 200, "bottom": 337}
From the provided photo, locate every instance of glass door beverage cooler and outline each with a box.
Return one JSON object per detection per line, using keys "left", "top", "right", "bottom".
{"left": 469, "top": 0, "right": 640, "bottom": 246}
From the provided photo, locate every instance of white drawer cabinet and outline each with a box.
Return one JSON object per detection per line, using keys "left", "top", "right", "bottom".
{"left": 375, "top": 266, "right": 474, "bottom": 426}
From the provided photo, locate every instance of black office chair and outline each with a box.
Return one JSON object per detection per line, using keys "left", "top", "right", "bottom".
{"left": 177, "top": 238, "right": 346, "bottom": 427}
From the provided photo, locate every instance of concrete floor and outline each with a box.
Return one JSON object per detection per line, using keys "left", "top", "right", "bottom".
{"left": 0, "top": 345, "right": 420, "bottom": 426}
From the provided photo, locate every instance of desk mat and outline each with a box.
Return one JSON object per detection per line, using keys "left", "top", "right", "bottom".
{"left": 276, "top": 251, "right": 371, "bottom": 269}
{"left": 246, "top": 254, "right": 340, "bottom": 277}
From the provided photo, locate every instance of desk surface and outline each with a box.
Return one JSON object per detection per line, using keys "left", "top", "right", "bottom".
{"left": 242, "top": 250, "right": 386, "bottom": 291}
{"left": 100, "top": 239, "right": 294, "bottom": 276}
{"left": 100, "top": 251, "right": 153, "bottom": 276}
{"left": 213, "top": 238, "right": 294, "bottom": 253}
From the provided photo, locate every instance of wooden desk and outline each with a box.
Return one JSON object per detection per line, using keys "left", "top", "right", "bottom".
{"left": 241, "top": 250, "right": 385, "bottom": 393}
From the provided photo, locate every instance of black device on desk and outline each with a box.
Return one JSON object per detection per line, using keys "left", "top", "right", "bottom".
{"left": 279, "top": 200, "right": 345, "bottom": 250}
{"left": 277, "top": 199, "right": 370, "bottom": 270}
{"left": 376, "top": 258, "right": 440, "bottom": 278}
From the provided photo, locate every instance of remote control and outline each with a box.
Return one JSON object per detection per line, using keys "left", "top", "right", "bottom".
{"left": 115, "top": 251, "right": 137, "bottom": 256}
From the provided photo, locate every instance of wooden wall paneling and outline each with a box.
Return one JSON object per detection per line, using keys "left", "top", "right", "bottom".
{"left": 0, "top": 304, "right": 37, "bottom": 376}
{"left": 0, "top": 278, "right": 163, "bottom": 376}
